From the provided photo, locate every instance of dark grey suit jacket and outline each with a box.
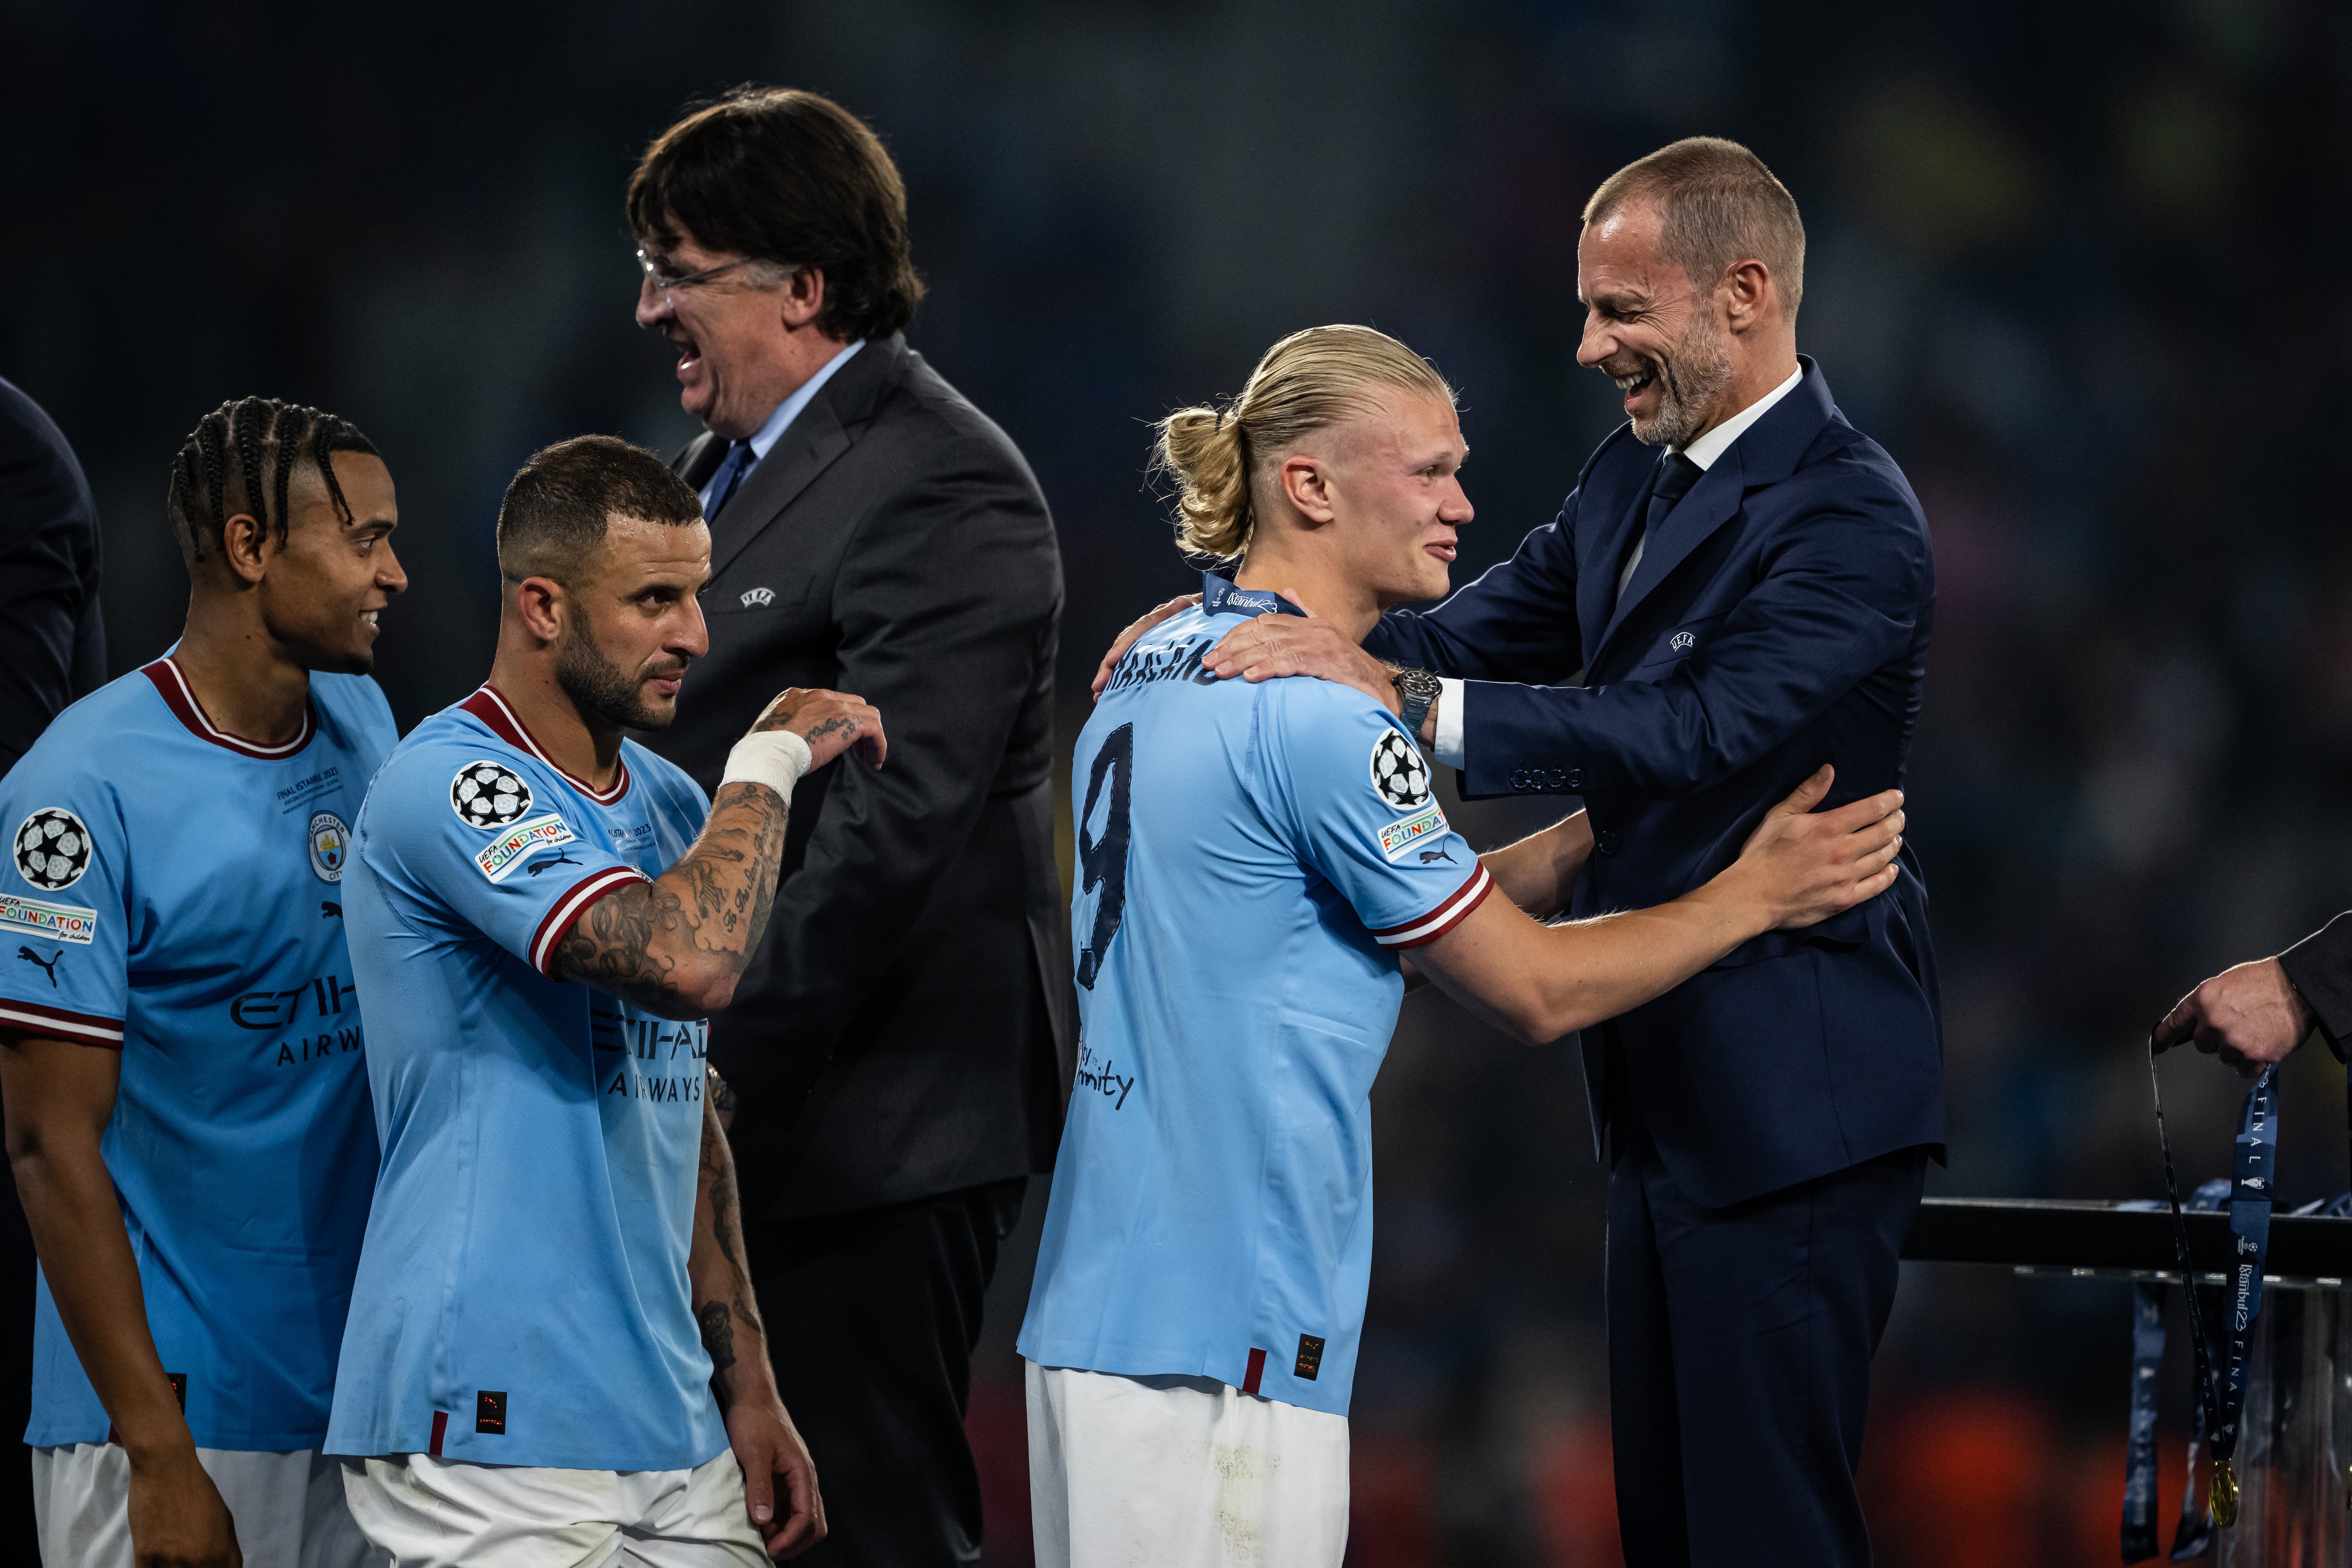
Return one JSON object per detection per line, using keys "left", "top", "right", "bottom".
{"left": 651, "top": 333, "right": 1074, "bottom": 1223}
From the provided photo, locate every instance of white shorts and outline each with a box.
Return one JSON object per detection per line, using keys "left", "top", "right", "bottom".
{"left": 339, "top": 1446, "right": 768, "bottom": 1568}
{"left": 32, "top": 1441, "right": 373, "bottom": 1568}
{"left": 1025, "top": 1359, "right": 1350, "bottom": 1568}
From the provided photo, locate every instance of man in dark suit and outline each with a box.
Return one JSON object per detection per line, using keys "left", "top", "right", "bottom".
{"left": 626, "top": 88, "right": 1072, "bottom": 1566}
{"left": 1121, "top": 139, "right": 1939, "bottom": 1564}
{"left": 0, "top": 375, "right": 103, "bottom": 1563}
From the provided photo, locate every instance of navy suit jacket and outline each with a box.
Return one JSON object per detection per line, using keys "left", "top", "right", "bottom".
{"left": 1365, "top": 358, "right": 1944, "bottom": 1207}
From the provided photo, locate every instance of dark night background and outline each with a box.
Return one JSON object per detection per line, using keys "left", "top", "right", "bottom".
{"left": 6, "top": 1, "right": 2352, "bottom": 1560}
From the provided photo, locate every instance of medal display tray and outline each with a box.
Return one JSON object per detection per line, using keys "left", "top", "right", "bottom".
{"left": 1906, "top": 1198, "right": 2352, "bottom": 1566}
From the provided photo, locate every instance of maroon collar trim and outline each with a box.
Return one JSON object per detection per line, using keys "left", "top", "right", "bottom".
{"left": 139, "top": 657, "right": 316, "bottom": 760}
{"left": 458, "top": 686, "right": 631, "bottom": 804}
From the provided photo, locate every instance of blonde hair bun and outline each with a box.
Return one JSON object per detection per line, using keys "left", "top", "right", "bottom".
{"left": 1151, "top": 325, "right": 1454, "bottom": 564}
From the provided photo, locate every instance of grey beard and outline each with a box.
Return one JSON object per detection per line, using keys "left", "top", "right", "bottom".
{"left": 556, "top": 628, "right": 669, "bottom": 732}
{"left": 1630, "top": 319, "right": 1735, "bottom": 449}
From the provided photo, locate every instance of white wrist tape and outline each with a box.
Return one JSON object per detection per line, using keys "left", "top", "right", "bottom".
{"left": 721, "top": 729, "right": 813, "bottom": 799}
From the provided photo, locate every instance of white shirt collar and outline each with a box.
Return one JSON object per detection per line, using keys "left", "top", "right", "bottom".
{"left": 1676, "top": 363, "right": 1804, "bottom": 471}
{"left": 742, "top": 338, "right": 865, "bottom": 462}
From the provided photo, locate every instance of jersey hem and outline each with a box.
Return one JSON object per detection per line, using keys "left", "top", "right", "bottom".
{"left": 530, "top": 866, "right": 651, "bottom": 976}
{"left": 0, "top": 997, "right": 124, "bottom": 1048}
{"left": 1014, "top": 1341, "right": 1353, "bottom": 1418}
{"left": 1369, "top": 863, "right": 1493, "bottom": 949}
{"left": 321, "top": 1430, "right": 731, "bottom": 1472}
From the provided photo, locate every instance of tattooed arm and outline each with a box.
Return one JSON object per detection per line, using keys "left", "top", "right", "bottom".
{"left": 694, "top": 1096, "right": 826, "bottom": 1556}
{"left": 552, "top": 688, "right": 884, "bottom": 1020}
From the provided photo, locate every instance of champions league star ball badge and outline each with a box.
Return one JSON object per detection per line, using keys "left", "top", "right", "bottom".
{"left": 14, "top": 808, "right": 93, "bottom": 891}
{"left": 451, "top": 762, "right": 532, "bottom": 830}
{"left": 1370, "top": 732, "right": 1431, "bottom": 811}
{"left": 308, "top": 812, "right": 350, "bottom": 884}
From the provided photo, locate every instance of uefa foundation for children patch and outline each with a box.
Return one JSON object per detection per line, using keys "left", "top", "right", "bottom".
{"left": 473, "top": 815, "right": 580, "bottom": 883}
{"left": 1377, "top": 803, "right": 1448, "bottom": 861}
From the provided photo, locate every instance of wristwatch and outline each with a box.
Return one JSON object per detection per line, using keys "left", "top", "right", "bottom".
{"left": 1391, "top": 668, "right": 1442, "bottom": 741}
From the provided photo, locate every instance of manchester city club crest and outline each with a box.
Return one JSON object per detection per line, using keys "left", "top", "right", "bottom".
{"left": 308, "top": 812, "right": 350, "bottom": 884}
{"left": 1369, "top": 732, "right": 1431, "bottom": 811}
{"left": 451, "top": 761, "right": 533, "bottom": 830}
{"left": 14, "top": 808, "right": 93, "bottom": 891}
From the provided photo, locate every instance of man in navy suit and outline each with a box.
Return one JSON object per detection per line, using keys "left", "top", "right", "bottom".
{"left": 1097, "top": 137, "right": 1939, "bottom": 1565}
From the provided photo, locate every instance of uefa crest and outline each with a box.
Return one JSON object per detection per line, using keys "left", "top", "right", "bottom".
{"left": 309, "top": 812, "right": 350, "bottom": 884}
{"left": 740, "top": 586, "right": 776, "bottom": 609}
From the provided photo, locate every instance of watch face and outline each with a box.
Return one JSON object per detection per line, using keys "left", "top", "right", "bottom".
{"left": 1395, "top": 669, "right": 1442, "bottom": 700}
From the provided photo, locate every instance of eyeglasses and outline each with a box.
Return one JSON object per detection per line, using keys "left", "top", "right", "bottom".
{"left": 636, "top": 248, "right": 798, "bottom": 303}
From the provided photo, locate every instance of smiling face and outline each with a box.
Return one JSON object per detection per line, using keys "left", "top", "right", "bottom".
{"left": 633, "top": 222, "right": 806, "bottom": 441}
{"left": 554, "top": 514, "right": 714, "bottom": 731}
{"left": 1574, "top": 201, "right": 1736, "bottom": 448}
{"left": 254, "top": 451, "right": 406, "bottom": 674}
{"left": 1318, "top": 390, "right": 1473, "bottom": 608}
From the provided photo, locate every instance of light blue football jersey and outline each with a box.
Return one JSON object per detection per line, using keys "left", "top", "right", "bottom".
{"left": 0, "top": 655, "right": 396, "bottom": 1449}
{"left": 326, "top": 685, "right": 725, "bottom": 1472}
{"left": 1016, "top": 575, "right": 1492, "bottom": 1417}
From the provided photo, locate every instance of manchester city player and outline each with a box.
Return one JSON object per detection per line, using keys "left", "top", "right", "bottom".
{"left": 0, "top": 397, "right": 405, "bottom": 1568}
{"left": 1018, "top": 327, "right": 1906, "bottom": 1565}
{"left": 330, "top": 436, "right": 881, "bottom": 1566}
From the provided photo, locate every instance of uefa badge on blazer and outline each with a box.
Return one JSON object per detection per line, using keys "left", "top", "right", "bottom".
{"left": 308, "top": 812, "right": 350, "bottom": 883}
{"left": 451, "top": 762, "right": 533, "bottom": 830}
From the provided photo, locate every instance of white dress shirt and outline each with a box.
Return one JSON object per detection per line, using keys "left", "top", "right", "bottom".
{"left": 695, "top": 338, "right": 866, "bottom": 517}
{"left": 1432, "top": 364, "right": 1804, "bottom": 770}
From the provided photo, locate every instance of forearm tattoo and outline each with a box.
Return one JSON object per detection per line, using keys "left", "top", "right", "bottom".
{"left": 696, "top": 1104, "right": 765, "bottom": 1405}
{"left": 550, "top": 782, "right": 787, "bottom": 1012}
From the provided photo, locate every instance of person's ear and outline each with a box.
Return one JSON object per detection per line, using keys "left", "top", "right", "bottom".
{"left": 779, "top": 266, "right": 828, "bottom": 331}
{"left": 219, "top": 511, "right": 272, "bottom": 586}
{"left": 514, "top": 576, "right": 568, "bottom": 645}
{"left": 1722, "top": 260, "right": 1772, "bottom": 333}
{"left": 1278, "top": 454, "right": 1338, "bottom": 525}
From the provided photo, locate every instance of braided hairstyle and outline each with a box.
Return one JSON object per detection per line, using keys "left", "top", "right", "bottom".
{"left": 166, "top": 397, "right": 380, "bottom": 565}
{"left": 1151, "top": 325, "right": 1455, "bottom": 566}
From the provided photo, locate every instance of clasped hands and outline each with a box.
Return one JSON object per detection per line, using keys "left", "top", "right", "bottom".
{"left": 1092, "top": 592, "right": 1430, "bottom": 739}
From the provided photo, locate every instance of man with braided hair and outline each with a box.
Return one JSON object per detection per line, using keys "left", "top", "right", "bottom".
{"left": 0, "top": 395, "right": 407, "bottom": 1567}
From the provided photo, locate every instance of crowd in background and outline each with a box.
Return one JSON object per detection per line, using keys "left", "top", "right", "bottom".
{"left": 5, "top": 0, "right": 2348, "bottom": 1561}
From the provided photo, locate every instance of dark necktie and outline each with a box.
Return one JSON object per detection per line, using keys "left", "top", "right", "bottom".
{"left": 1614, "top": 452, "right": 1703, "bottom": 606}
{"left": 706, "top": 440, "right": 755, "bottom": 521}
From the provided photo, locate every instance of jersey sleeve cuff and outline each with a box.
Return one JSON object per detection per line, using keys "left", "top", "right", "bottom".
{"left": 1369, "top": 864, "right": 1493, "bottom": 950}
{"left": 0, "top": 998, "right": 126, "bottom": 1049}
{"left": 530, "top": 867, "right": 651, "bottom": 978}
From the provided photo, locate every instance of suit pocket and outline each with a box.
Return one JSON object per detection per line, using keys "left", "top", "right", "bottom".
{"left": 1625, "top": 613, "right": 1724, "bottom": 679}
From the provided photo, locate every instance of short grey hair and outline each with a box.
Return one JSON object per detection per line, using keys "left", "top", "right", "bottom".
{"left": 1584, "top": 136, "right": 1805, "bottom": 320}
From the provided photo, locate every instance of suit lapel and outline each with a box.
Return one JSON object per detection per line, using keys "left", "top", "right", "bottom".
{"left": 1590, "top": 446, "right": 1748, "bottom": 665}
{"left": 677, "top": 430, "right": 728, "bottom": 491}
{"left": 1585, "top": 358, "right": 1839, "bottom": 671}
{"left": 1578, "top": 460, "right": 1649, "bottom": 669}
{"left": 701, "top": 334, "right": 907, "bottom": 581}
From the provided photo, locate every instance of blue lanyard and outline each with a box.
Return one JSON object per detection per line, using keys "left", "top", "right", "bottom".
{"left": 2147, "top": 1048, "right": 2279, "bottom": 1529}
{"left": 2121, "top": 1180, "right": 2227, "bottom": 1562}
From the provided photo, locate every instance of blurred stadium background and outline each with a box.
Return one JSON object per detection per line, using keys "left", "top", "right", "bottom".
{"left": 7, "top": 1, "right": 2351, "bottom": 1560}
